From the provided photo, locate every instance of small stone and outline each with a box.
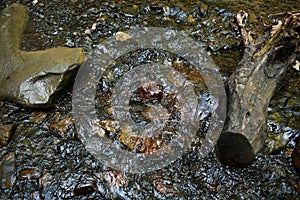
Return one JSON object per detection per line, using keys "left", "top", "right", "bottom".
{"left": 31, "top": 191, "right": 42, "bottom": 199}
{"left": 118, "top": 125, "right": 139, "bottom": 150}
{"left": 32, "top": 0, "right": 38, "bottom": 5}
{"left": 73, "top": 181, "right": 97, "bottom": 196}
{"left": 53, "top": 112, "right": 61, "bottom": 122}
{"left": 99, "top": 120, "right": 119, "bottom": 132}
{"left": 84, "top": 36, "right": 93, "bottom": 47}
{"left": 85, "top": 29, "right": 91, "bottom": 35}
{"left": 292, "top": 137, "right": 300, "bottom": 171}
{"left": 284, "top": 148, "right": 294, "bottom": 156}
{"left": 29, "top": 112, "right": 47, "bottom": 124}
{"left": 139, "top": 82, "right": 163, "bottom": 101}
{"left": 91, "top": 23, "right": 97, "bottom": 30}
{"left": 163, "top": 6, "right": 170, "bottom": 16}
{"left": 153, "top": 178, "right": 178, "bottom": 195}
{"left": 188, "top": 15, "right": 195, "bottom": 23}
{"left": 96, "top": 127, "right": 106, "bottom": 137}
{"left": 98, "top": 15, "right": 108, "bottom": 21}
{"left": 90, "top": 120, "right": 106, "bottom": 138}
{"left": 18, "top": 168, "right": 42, "bottom": 180}
{"left": 292, "top": 60, "right": 300, "bottom": 71}
{"left": 39, "top": 172, "right": 52, "bottom": 188}
{"left": 103, "top": 168, "right": 127, "bottom": 187}
{"left": 50, "top": 115, "right": 75, "bottom": 134}
{"left": 0, "top": 152, "right": 16, "bottom": 189}
{"left": 132, "top": 5, "right": 139, "bottom": 10}
{"left": 0, "top": 124, "right": 16, "bottom": 148}
{"left": 65, "top": 39, "right": 75, "bottom": 47}
{"left": 106, "top": 108, "right": 114, "bottom": 115}
{"left": 115, "top": 31, "right": 132, "bottom": 41}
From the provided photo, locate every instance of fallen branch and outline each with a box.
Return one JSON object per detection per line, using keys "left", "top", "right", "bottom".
{"left": 217, "top": 11, "right": 300, "bottom": 166}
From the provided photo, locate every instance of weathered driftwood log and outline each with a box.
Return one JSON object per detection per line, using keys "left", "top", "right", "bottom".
{"left": 217, "top": 11, "right": 300, "bottom": 166}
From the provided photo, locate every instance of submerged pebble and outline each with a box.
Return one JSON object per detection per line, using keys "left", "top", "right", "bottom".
{"left": 73, "top": 181, "right": 97, "bottom": 196}
{"left": 0, "top": 124, "right": 16, "bottom": 147}
{"left": 18, "top": 168, "right": 42, "bottom": 180}
{"left": 0, "top": 152, "right": 16, "bottom": 189}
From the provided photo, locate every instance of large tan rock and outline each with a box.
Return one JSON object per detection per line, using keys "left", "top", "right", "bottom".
{"left": 0, "top": 3, "right": 86, "bottom": 107}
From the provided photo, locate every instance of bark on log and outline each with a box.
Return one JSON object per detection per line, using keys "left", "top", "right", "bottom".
{"left": 217, "top": 11, "right": 300, "bottom": 166}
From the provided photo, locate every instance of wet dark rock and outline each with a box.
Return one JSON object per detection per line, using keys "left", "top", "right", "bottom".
{"left": 73, "top": 181, "right": 97, "bottom": 196}
{"left": 292, "top": 137, "right": 300, "bottom": 171}
{"left": 0, "top": 152, "right": 16, "bottom": 189}
{"left": 0, "top": 3, "right": 86, "bottom": 107}
{"left": 0, "top": 124, "right": 16, "bottom": 148}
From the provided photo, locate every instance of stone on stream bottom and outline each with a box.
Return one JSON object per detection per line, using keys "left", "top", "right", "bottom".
{"left": 0, "top": 152, "right": 16, "bottom": 189}
{"left": 292, "top": 137, "right": 300, "bottom": 171}
{"left": 0, "top": 124, "right": 16, "bottom": 148}
{"left": 0, "top": 3, "right": 86, "bottom": 107}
